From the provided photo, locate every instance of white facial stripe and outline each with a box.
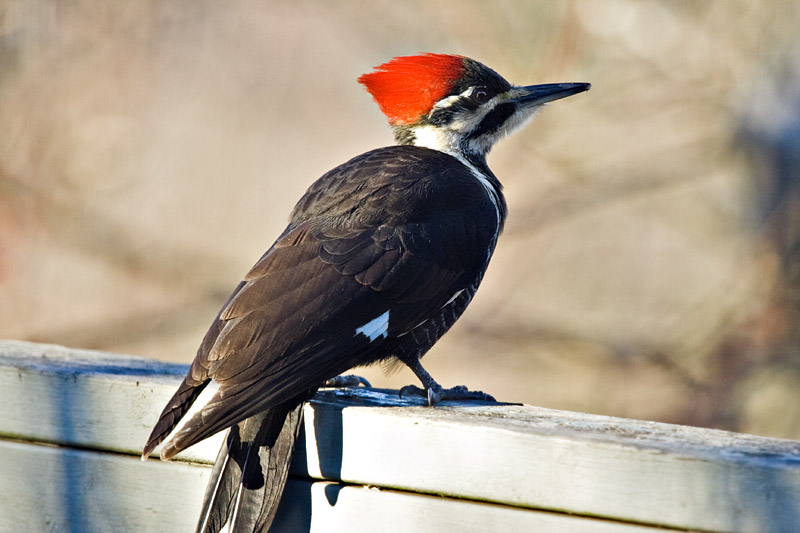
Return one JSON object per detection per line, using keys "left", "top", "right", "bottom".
{"left": 463, "top": 105, "right": 538, "bottom": 156}
{"left": 498, "top": 101, "right": 539, "bottom": 134}
{"left": 415, "top": 89, "right": 518, "bottom": 155}
{"left": 432, "top": 94, "right": 462, "bottom": 110}
{"left": 409, "top": 87, "right": 522, "bottom": 233}
{"left": 432, "top": 87, "right": 478, "bottom": 111}
{"left": 412, "top": 107, "right": 491, "bottom": 153}
{"left": 355, "top": 311, "right": 390, "bottom": 342}
{"left": 412, "top": 124, "right": 458, "bottom": 153}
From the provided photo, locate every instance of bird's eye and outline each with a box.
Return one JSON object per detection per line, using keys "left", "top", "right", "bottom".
{"left": 472, "top": 87, "right": 490, "bottom": 104}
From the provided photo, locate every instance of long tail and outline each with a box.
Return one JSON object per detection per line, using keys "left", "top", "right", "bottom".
{"left": 195, "top": 399, "right": 307, "bottom": 533}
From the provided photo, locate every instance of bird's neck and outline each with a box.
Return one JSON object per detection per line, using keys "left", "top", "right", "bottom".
{"left": 393, "top": 123, "right": 506, "bottom": 229}
{"left": 394, "top": 123, "right": 495, "bottom": 176}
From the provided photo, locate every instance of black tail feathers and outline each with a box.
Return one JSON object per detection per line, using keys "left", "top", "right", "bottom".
{"left": 196, "top": 400, "right": 306, "bottom": 533}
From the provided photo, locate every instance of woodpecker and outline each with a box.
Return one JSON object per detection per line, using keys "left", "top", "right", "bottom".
{"left": 142, "top": 53, "right": 589, "bottom": 532}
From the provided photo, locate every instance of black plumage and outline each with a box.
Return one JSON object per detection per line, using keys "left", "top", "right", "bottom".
{"left": 142, "top": 146, "right": 505, "bottom": 530}
{"left": 141, "top": 52, "right": 589, "bottom": 532}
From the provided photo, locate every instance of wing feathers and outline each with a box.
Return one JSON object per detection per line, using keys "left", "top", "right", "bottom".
{"left": 153, "top": 145, "right": 502, "bottom": 458}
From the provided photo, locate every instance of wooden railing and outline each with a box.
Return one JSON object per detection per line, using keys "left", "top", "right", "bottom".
{"left": 1, "top": 339, "right": 799, "bottom": 532}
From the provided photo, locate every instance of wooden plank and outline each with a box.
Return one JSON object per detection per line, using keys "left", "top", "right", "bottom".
{"left": 0, "top": 439, "right": 210, "bottom": 532}
{"left": 2, "top": 340, "right": 800, "bottom": 532}
{"left": 300, "top": 389, "right": 800, "bottom": 533}
{"left": 271, "top": 480, "right": 668, "bottom": 533}
{"left": 0, "top": 439, "right": 664, "bottom": 533}
{"left": 0, "top": 339, "right": 224, "bottom": 462}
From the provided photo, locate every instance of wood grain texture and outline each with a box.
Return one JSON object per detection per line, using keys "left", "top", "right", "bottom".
{"left": 0, "top": 440, "right": 664, "bottom": 533}
{"left": 0, "top": 439, "right": 210, "bottom": 532}
{"left": 2, "top": 340, "right": 800, "bottom": 532}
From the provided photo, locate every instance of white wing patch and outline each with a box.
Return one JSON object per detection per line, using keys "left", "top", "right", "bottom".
{"left": 355, "top": 310, "right": 390, "bottom": 342}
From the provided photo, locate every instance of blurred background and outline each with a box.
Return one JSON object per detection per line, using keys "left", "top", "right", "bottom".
{"left": 2, "top": 0, "right": 800, "bottom": 439}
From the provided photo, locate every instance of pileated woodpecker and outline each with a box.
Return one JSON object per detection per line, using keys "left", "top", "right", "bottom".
{"left": 142, "top": 53, "right": 589, "bottom": 532}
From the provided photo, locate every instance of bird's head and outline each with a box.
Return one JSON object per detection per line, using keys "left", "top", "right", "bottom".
{"left": 359, "top": 53, "right": 590, "bottom": 161}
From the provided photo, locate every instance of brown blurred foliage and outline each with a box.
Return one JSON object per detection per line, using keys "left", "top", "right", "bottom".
{"left": 2, "top": 1, "right": 800, "bottom": 439}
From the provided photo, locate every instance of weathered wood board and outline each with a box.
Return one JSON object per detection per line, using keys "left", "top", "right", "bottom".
{"left": 2, "top": 340, "right": 800, "bottom": 532}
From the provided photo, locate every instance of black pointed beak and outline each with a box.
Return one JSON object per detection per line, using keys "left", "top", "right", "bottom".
{"left": 512, "top": 82, "right": 591, "bottom": 107}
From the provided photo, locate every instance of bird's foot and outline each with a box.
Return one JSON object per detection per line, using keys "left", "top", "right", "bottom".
{"left": 399, "top": 384, "right": 496, "bottom": 406}
{"left": 324, "top": 374, "right": 372, "bottom": 388}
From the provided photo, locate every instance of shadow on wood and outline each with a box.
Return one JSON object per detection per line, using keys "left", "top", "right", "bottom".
{"left": 2, "top": 340, "right": 800, "bottom": 532}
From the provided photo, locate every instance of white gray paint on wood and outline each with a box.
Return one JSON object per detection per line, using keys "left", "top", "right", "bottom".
{"left": 0, "top": 439, "right": 210, "bottom": 532}
{"left": 2, "top": 340, "right": 800, "bottom": 532}
{"left": 0, "top": 439, "right": 665, "bottom": 533}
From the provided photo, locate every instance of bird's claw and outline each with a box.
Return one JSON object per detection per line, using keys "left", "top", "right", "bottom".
{"left": 398, "top": 385, "right": 440, "bottom": 406}
{"left": 324, "top": 374, "right": 372, "bottom": 388}
{"left": 398, "top": 384, "right": 496, "bottom": 406}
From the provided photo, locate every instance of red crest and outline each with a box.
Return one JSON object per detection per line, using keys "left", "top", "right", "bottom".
{"left": 358, "top": 54, "right": 465, "bottom": 125}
